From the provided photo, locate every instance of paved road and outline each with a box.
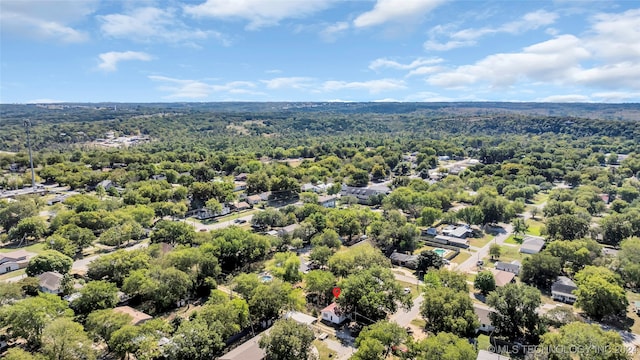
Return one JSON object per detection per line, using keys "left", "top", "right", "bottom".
{"left": 457, "top": 223, "right": 514, "bottom": 273}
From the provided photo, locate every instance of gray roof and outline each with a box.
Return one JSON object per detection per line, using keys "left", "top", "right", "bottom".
{"left": 495, "top": 261, "right": 520, "bottom": 273}
{"left": 474, "top": 305, "right": 495, "bottom": 326}
{"left": 551, "top": 276, "right": 577, "bottom": 296}
{"left": 38, "top": 271, "right": 64, "bottom": 291}
{"left": 390, "top": 252, "right": 419, "bottom": 263}
{"left": 284, "top": 311, "right": 317, "bottom": 325}
{"left": 219, "top": 333, "right": 266, "bottom": 360}
{"left": 519, "top": 236, "right": 545, "bottom": 253}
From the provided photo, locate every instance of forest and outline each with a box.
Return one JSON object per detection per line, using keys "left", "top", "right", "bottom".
{"left": 1, "top": 102, "right": 640, "bottom": 360}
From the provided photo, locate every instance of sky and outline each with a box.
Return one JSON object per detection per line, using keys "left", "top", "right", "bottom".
{"left": 1, "top": 0, "right": 639, "bottom": 103}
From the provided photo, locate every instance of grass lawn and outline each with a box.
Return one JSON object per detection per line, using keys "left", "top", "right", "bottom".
{"left": 526, "top": 219, "right": 544, "bottom": 236}
{"left": 504, "top": 235, "right": 522, "bottom": 245}
{"left": 313, "top": 340, "right": 337, "bottom": 360}
{"left": 627, "top": 291, "right": 640, "bottom": 335}
{"left": 413, "top": 244, "right": 436, "bottom": 255}
{"left": 0, "top": 268, "right": 25, "bottom": 280}
{"left": 493, "top": 245, "right": 525, "bottom": 264}
{"left": 396, "top": 280, "right": 422, "bottom": 300}
{"left": 451, "top": 250, "right": 471, "bottom": 265}
{"left": 477, "top": 334, "right": 491, "bottom": 352}
{"left": 0, "top": 241, "right": 46, "bottom": 254}
{"left": 469, "top": 234, "right": 494, "bottom": 248}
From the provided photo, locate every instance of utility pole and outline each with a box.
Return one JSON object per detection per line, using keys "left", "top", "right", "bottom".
{"left": 24, "top": 119, "right": 36, "bottom": 188}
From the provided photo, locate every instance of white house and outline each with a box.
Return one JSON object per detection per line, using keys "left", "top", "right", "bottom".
{"left": 551, "top": 276, "right": 578, "bottom": 304}
{"left": 318, "top": 195, "right": 337, "bottom": 208}
{"left": 495, "top": 261, "right": 521, "bottom": 275}
{"left": 519, "top": 236, "right": 545, "bottom": 254}
{"left": 0, "top": 250, "right": 35, "bottom": 275}
{"left": 38, "top": 271, "right": 64, "bottom": 294}
{"left": 321, "top": 302, "right": 348, "bottom": 325}
{"left": 474, "top": 304, "right": 495, "bottom": 333}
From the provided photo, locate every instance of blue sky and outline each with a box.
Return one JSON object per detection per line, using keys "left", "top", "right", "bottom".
{"left": 1, "top": 0, "right": 639, "bottom": 103}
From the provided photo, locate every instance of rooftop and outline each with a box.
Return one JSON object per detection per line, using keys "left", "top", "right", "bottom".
{"left": 113, "top": 306, "right": 153, "bottom": 325}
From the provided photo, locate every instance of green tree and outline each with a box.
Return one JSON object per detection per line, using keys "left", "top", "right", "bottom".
{"left": 537, "top": 322, "right": 630, "bottom": 360}
{"left": 351, "top": 337, "right": 386, "bottom": 360}
{"left": 205, "top": 197, "right": 222, "bottom": 215}
{"left": 487, "top": 283, "right": 542, "bottom": 342}
{"left": 512, "top": 217, "right": 528, "bottom": 238}
{"left": 420, "top": 287, "right": 479, "bottom": 337}
{"left": 8, "top": 216, "right": 47, "bottom": 242}
{"left": 150, "top": 220, "right": 196, "bottom": 245}
{"left": 456, "top": 206, "right": 484, "bottom": 225}
{"left": 328, "top": 243, "right": 390, "bottom": 277}
{"left": 489, "top": 243, "right": 501, "bottom": 260}
{"left": 309, "top": 245, "right": 334, "bottom": 267}
{"left": 417, "top": 207, "right": 442, "bottom": 227}
{"left": 85, "top": 309, "right": 132, "bottom": 348}
{"left": 619, "top": 237, "right": 640, "bottom": 288}
{"left": 71, "top": 280, "right": 119, "bottom": 315}
{"left": 337, "top": 266, "right": 411, "bottom": 322}
{"left": 310, "top": 228, "right": 342, "bottom": 249}
{"left": 26, "top": 250, "right": 73, "bottom": 276}
{"left": 4, "top": 348, "right": 44, "bottom": 360}
{"left": 0, "top": 293, "right": 73, "bottom": 346}
{"left": 355, "top": 320, "right": 408, "bottom": 358}
{"left": 87, "top": 249, "right": 150, "bottom": 285}
{"left": 55, "top": 224, "right": 96, "bottom": 251}
{"left": 474, "top": 270, "right": 496, "bottom": 295}
{"left": 574, "top": 267, "right": 628, "bottom": 320}
{"left": 165, "top": 317, "right": 225, "bottom": 360}
{"left": 0, "top": 197, "right": 37, "bottom": 231}
{"left": 544, "top": 214, "right": 589, "bottom": 240}
{"left": 417, "top": 250, "right": 444, "bottom": 271}
{"left": 304, "top": 270, "right": 336, "bottom": 305}
{"left": 233, "top": 273, "right": 261, "bottom": 301}
{"left": 268, "top": 252, "right": 302, "bottom": 283}
{"left": 408, "top": 332, "right": 476, "bottom": 360}
{"left": 520, "top": 252, "right": 563, "bottom": 289}
{"left": 44, "top": 234, "right": 77, "bottom": 257}
{"left": 259, "top": 318, "right": 315, "bottom": 360}
{"left": 41, "top": 317, "right": 96, "bottom": 360}
{"left": 109, "top": 319, "right": 171, "bottom": 360}
{"left": 122, "top": 266, "right": 192, "bottom": 312}
{"left": 599, "top": 213, "right": 634, "bottom": 246}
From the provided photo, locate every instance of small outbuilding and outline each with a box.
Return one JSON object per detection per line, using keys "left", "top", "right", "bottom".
{"left": 321, "top": 302, "right": 348, "bottom": 325}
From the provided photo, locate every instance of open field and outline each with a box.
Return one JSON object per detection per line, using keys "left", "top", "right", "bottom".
{"left": 469, "top": 234, "right": 495, "bottom": 248}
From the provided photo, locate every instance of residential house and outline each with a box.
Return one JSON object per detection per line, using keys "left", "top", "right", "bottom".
{"left": 434, "top": 235, "right": 470, "bottom": 249}
{"left": 246, "top": 195, "right": 262, "bottom": 205}
{"left": 113, "top": 306, "right": 153, "bottom": 325}
{"left": 301, "top": 183, "right": 321, "bottom": 193}
{"left": 490, "top": 269, "right": 516, "bottom": 287}
{"left": 0, "top": 250, "right": 35, "bottom": 275}
{"left": 340, "top": 184, "right": 390, "bottom": 205}
{"left": 151, "top": 174, "right": 167, "bottom": 181}
{"left": 234, "top": 181, "right": 247, "bottom": 192}
{"left": 495, "top": 261, "right": 521, "bottom": 275}
{"left": 234, "top": 173, "right": 248, "bottom": 181}
{"left": 278, "top": 223, "right": 300, "bottom": 237}
{"left": 477, "top": 350, "right": 510, "bottom": 360}
{"left": 389, "top": 251, "right": 419, "bottom": 269}
{"left": 235, "top": 201, "right": 251, "bottom": 211}
{"left": 219, "top": 332, "right": 266, "bottom": 360}
{"left": 97, "top": 179, "right": 114, "bottom": 190}
{"left": 37, "top": 271, "right": 64, "bottom": 294}
{"left": 519, "top": 236, "right": 545, "bottom": 254}
{"left": 443, "top": 225, "right": 473, "bottom": 239}
{"left": 317, "top": 195, "right": 337, "bottom": 208}
{"left": 551, "top": 276, "right": 578, "bottom": 304}
{"left": 423, "top": 227, "right": 438, "bottom": 236}
{"left": 474, "top": 304, "right": 495, "bottom": 333}
{"left": 321, "top": 302, "right": 348, "bottom": 325}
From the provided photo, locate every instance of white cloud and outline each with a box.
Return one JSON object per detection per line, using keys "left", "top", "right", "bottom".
{"left": 99, "top": 7, "right": 227, "bottom": 45}
{"left": 320, "top": 22, "right": 349, "bottom": 42}
{"left": 425, "top": 10, "right": 558, "bottom": 51}
{"left": 0, "top": 0, "right": 96, "bottom": 42}
{"left": 537, "top": 94, "right": 591, "bottom": 102}
{"left": 149, "top": 75, "right": 260, "bottom": 99}
{"left": 26, "top": 98, "right": 66, "bottom": 104}
{"left": 353, "top": 0, "right": 446, "bottom": 28}
{"left": 184, "top": 0, "right": 335, "bottom": 30}
{"left": 406, "top": 66, "right": 442, "bottom": 77}
{"left": 369, "top": 57, "right": 442, "bottom": 71}
{"left": 261, "top": 77, "right": 315, "bottom": 90}
{"left": 98, "top": 51, "right": 152, "bottom": 72}
{"left": 428, "top": 35, "right": 590, "bottom": 88}
{"left": 322, "top": 79, "right": 406, "bottom": 93}
{"left": 586, "top": 9, "right": 640, "bottom": 62}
